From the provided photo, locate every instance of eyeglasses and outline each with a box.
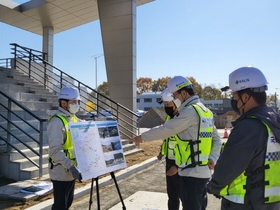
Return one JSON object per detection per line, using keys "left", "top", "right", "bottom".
{"left": 230, "top": 92, "right": 247, "bottom": 100}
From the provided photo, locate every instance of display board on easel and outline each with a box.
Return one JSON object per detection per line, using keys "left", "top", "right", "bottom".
{"left": 69, "top": 120, "right": 127, "bottom": 181}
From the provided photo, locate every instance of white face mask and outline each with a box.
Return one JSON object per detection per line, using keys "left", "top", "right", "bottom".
{"left": 173, "top": 98, "right": 181, "bottom": 109}
{"left": 69, "top": 104, "right": 80, "bottom": 114}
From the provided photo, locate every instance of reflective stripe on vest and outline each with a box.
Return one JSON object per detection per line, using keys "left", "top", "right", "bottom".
{"left": 160, "top": 115, "right": 177, "bottom": 160}
{"left": 174, "top": 103, "right": 213, "bottom": 168}
{"left": 48, "top": 114, "right": 78, "bottom": 166}
{"left": 220, "top": 120, "right": 280, "bottom": 204}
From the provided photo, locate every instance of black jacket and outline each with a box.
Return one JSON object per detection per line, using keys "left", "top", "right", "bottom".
{"left": 208, "top": 105, "right": 280, "bottom": 210}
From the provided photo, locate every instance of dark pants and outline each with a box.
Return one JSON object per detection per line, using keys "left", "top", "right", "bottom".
{"left": 51, "top": 179, "right": 75, "bottom": 210}
{"left": 180, "top": 176, "right": 209, "bottom": 210}
{"left": 166, "top": 158, "right": 181, "bottom": 210}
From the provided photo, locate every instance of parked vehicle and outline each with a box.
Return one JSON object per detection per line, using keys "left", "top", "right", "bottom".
{"left": 136, "top": 109, "right": 145, "bottom": 117}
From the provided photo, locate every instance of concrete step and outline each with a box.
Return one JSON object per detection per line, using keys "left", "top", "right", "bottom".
{"left": 12, "top": 153, "right": 49, "bottom": 168}
{"left": 19, "top": 163, "right": 49, "bottom": 181}
{"left": 0, "top": 133, "right": 47, "bottom": 147}
{"left": 0, "top": 82, "right": 52, "bottom": 96}
{"left": 0, "top": 119, "right": 47, "bottom": 134}
{"left": 0, "top": 110, "right": 49, "bottom": 120}
{"left": 0, "top": 83, "right": 32, "bottom": 93}
{"left": 122, "top": 143, "right": 137, "bottom": 152}
{"left": 123, "top": 147, "right": 143, "bottom": 156}
{"left": 3, "top": 91, "right": 58, "bottom": 102}
{"left": 0, "top": 68, "right": 26, "bottom": 77}
{"left": 0, "top": 77, "right": 39, "bottom": 86}
{"left": 4, "top": 74, "right": 30, "bottom": 80}
{"left": 9, "top": 145, "right": 49, "bottom": 161}
{"left": 0, "top": 100, "right": 55, "bottom": 111}
{"left": 121, "top": 139, "right": 129, "bottom": 145}
{"left": 0, "top": 132, "right": 48, "bottom": 151}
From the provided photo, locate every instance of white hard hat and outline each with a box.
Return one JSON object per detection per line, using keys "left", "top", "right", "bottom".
{"left": 161, "top": 88, "right": 173, "bottom": 102}
{"left": 58, "top": 86, "right": 81, "bottom": 100}
{"left": 167, "top": 76, "right": 193, "bottom": 93}
{"left": 229, "top": 67, "right": 268, "bottom": 92}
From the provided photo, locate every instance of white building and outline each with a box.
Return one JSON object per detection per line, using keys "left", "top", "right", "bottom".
{"left": 137, "top": 92, "right": 223, "bottom": 111}
{"left": 137, "top": 92, "right": 163, "bottom": 111}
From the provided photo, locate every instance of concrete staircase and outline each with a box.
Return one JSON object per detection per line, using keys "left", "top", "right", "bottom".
{"left": 0, "top": 67, "right": 141, "bottom": 181}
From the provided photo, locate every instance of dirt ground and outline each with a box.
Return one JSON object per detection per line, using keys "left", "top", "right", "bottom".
{"left": 0, "top": 140, "right": 163, "bottom": 210}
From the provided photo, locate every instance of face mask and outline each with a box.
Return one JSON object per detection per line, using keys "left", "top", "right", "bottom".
{"left": 165, "top": 106, "right": 175, "bottom": 118}
{"left": 230, "top": 99, "right": 239, "bottom": 114}
{"left": 173, "top": 98, "right": 181, "bottom": 109}
{"left": 69, "top": 104, "right": 80, "bottom": 114}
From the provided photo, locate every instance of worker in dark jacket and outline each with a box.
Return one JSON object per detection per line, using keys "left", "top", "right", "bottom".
{"left": 207, "top": 66, "right": 280, "bottom": 210}
{"left": 157, "top": 88, "right": 181, "bottom": 210}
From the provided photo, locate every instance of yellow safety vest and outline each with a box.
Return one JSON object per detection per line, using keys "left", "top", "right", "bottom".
{"left": 220, "top": 120, "right": 280, "bottom": 204}
{"left": 160, "top": 115, "right": 177, "bottom": 160}
{"left": 48, "top": 114, "right": 78, "bottom": 167}
{"left": 174, "top": 103, "right": 213, "bottom": 168}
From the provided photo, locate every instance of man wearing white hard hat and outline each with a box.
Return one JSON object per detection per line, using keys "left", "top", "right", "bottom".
{"left": 157, "top": 88, "right": 181, "bottom": 210}
{"left": 47, "top": 86, "right": 83, "bottom": 210}
{"left": 207, "top": 67, "right": 280, "bottom": 210}
{"left": 131, "top": 76, "right": 221, "bottom": 210}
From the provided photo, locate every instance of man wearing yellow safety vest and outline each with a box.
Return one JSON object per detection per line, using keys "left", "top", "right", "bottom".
{"left": 130, "top": 76, "right": 222, "bottom": 210}
{"left": 157, "top": 88, "right": 181, "bottom": 210}
{"left": 207, "top": 67, "right": 280, "bottom": 210}
{"left": 47, "top": 86, "right": 83, "bottom": 210}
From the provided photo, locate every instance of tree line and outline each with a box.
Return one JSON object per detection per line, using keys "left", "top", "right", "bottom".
{"left": 95, "top": 76, "right": 278, "bottom": 104}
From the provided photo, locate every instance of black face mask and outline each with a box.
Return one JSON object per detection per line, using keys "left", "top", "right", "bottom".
{"left": 230, "top": 99, "right": 240, "bottom": 114}
{"left": 231, "top": 93, "right": 249, "bottom": 115}
{"left": 165, "top": 107, "right": 175, "bottom": 118}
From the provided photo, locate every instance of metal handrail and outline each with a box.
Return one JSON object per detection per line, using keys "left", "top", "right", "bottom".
{"left": 0, "top": 90, "right": 47, "bottom": 178}
{"left": 0, "top": 58, "right": 12, "bottom": 68}
{"left": 10, "top": 43, "right": 140, "bottom": 139}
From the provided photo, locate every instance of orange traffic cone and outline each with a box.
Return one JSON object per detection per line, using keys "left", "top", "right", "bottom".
{"left": 223, "top": 127, "right": 228, "bottom": 138}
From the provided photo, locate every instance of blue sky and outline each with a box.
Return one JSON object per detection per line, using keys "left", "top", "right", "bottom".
{"left": 1, "top": 0, "right": 280, "bottom": 96}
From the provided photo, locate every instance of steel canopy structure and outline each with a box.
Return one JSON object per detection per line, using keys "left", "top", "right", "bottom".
{"left": 0, "top": 0, "right": 153, "bottom": 35}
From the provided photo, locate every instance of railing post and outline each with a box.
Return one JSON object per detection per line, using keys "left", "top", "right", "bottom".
{"left": 28, "top": 50, "right": 32, "bottom": 78}
{"left": 44, "top": 61, "right": 47, "bottom": 88}
{"left": 7, "top": 99, "right": 12, "bottom": 152}
{"left": 96, "top": 93, "right": 99, "bottom": 113}
{"left": 60, "top": 72, "right": 63, "bottom": 89}
{"left": 12, "top": 44, "right": 17, "bottom": 69}
{"left": 39, "top": 120, "right": 44, "bottom": 178}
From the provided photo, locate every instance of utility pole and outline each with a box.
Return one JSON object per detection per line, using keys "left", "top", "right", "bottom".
{"left": 93, "top": 54, "right": 104, "bottom": 90}
{"left": 275, "top": 92, "right": 278, "bottom": 108}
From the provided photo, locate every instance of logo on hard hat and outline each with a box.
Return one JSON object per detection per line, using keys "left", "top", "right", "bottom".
{"left": 176, "top": 81, "right": 192, "bottom": 90}
{"left": 235, "top": 78, "right": 250, "bottom": 85}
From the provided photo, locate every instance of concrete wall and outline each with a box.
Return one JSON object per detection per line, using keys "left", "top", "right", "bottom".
{"left": 214, "top": 115, "right": 233, "bottom": 129}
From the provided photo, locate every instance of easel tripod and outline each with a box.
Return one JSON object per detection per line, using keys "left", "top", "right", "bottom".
{"left": 88, "top": 172, "right": 126, "bottom": 210}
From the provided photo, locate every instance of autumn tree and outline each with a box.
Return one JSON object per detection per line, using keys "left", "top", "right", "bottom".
{"left": 97, "top": 76, "right": 227, "bottom": 100}
{"left": 137, "top": 77, "right": 153, "bottom": 94}
{"left": 188, "top": 77, "right": 203, "bottom": 98}
{"left": 151, "top": 76, "right": 171, "bottom": 92}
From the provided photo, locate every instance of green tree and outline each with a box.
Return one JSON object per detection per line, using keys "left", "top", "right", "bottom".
{"left": 267, "top": 93, "right": 278, "bottom": 107}
{"left": 201, "top": 85, "right": 223, "bottom": 100}
{"left": 97, "top": 81, "right": 109, "bottom": 96}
